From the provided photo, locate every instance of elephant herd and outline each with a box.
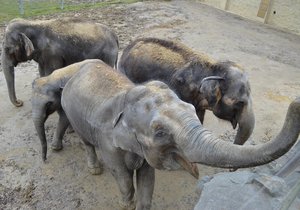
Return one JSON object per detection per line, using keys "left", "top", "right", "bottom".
{"left": 2, "top": 18, "right": 300, "bottom": 210}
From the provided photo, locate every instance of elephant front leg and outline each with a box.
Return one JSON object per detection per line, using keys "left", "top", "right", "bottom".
{"left": 136, "top": 162, "right": 155, "bottom": 210}
{"left": 51, "top": 110, "right": 69, "bottom": 151}
{"left": 38, "top": 64, "right": 46, "bottom": 77}
{"left": 83, "top": 142, "right": 102, "bottom": 175}
{"left": 111, "top": 167, "right": 135, "bottom": 210}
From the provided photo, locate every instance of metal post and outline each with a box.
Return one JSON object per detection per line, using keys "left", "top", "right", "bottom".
{"left": 18, "top": 0, "right": 24, "bottom": 15}
{"left": 60, "top": 0, "right": 64, "bottom": 10}
{"left": 29, "top": 0, "right": 33, "bottom": 11}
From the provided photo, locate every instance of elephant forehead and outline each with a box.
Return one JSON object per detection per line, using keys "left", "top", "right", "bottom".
{"left": 142, "top": 93, "right": 178, "bottom": 110}
{"left": 227, "top": 66, "right": 247, "bottom": 81}
{"left": 155, "top": 102, "right": 196, "bottom": 121}
{"left": 31, "top": 93, "right": 51, "bottom": 105}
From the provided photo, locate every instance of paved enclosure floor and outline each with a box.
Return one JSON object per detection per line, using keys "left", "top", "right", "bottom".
{"left": 0, "top": 1, "right": 300, "bottom": 209}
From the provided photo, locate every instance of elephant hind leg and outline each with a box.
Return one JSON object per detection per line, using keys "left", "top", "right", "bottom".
{"left": 83, "top": 140, "right": 102, "bottom": 175}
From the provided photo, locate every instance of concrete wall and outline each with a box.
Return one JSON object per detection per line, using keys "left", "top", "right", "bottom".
{"left": 267, "top": 0, "right": 300, "bottom": 35}
{"left": 226, "top": 0, "right": 262, "bottom": 22}
{"left": 197, "top": 0, "right": 300, "bottom": 35}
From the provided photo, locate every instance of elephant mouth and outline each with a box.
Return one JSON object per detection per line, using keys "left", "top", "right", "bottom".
{"left": 213, "top": 110, "right": 238, "bottom": 129}
{"left": 145, "top": 146, "right": 199, "bottom": 179}
{"left": 231, "top": 109, "right": 244, "bottom": 129}
{"left": 172, "top": 152, "right": 199, "bottom": 179}
{"left": 231, "top": 117, "right": 238, "bottom": 129}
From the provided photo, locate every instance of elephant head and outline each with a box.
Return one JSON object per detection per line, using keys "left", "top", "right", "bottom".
{"left": 174, "top": 61, "right": 255, "bottom": 146}
{"left": 31, "top": 77, "right": 62, "bottom": 161}
{"left": 2, "top": 20, "right": 35, "bottom": 107}
{"left": 112, "top": 81, "right": 199, "bottom": 178}
{"left": 114, "top": 81, "right": 299, "bottom": 173}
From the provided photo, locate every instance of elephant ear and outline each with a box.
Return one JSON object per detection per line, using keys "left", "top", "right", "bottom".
{"left": 112, "top": 111, "right": 144, "bottom": 157}
{"left": 20, "top": 33, "right": 34, "bottom": 57}
{"left": 173, "top": 62, "right": 193, "bottom": 85}
{"left": 113, "top": 111, "right": 124, "bottom": 128}
{"left": 200, "top": 76, "right": 224, "bottom": 106}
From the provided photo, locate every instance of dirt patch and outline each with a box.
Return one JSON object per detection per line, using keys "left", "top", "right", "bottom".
{"left": 1, "top": 1, "right": 300, "bottom": 210}
{"left": 266, "top": 91, "right": 293, "bottom": 103}
{"left": 0, "top": 181, "right": 35, "bottom": 208}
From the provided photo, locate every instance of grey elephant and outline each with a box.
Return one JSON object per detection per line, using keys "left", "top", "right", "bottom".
{"left": 31, "top": 59, "right": 102, "bottom": 162}
{"left": 60, "top": 60, "right": 300, "bottom": 210}
{"left": 118, "top": 38, "right": 254, "bottom": 146}
{"left": 1, "top": 18, "right": 119, "bottom": 107}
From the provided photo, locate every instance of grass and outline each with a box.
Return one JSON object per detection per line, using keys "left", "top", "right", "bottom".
{"left": 0, "top": 0, "right": 140, "bottom": 24}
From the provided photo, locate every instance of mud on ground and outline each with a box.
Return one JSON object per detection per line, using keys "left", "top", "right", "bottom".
{"left": 0, "top": 1, "right": 300, "bottom": 209}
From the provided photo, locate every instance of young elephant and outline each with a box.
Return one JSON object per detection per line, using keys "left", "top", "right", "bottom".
{"left": 62, "top": 60, "right": 300, "bottom": 210}
{"left": 31, "top": 59, "right": 103, "bottom": 163}
{"left": 2, "top": 18, "right": 119, "bottom": 107}
{"left": 118, "top": 38, "right": 254, "bottom": 146}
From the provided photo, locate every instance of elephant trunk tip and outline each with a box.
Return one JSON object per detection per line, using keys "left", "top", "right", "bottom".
{"left": 13, "top": 99, "right": 24, "bottom": 107}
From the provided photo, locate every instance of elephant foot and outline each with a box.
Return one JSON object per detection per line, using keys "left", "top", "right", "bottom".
{"left": 229, "top": 168, "right": 238, "bottom": 172}
{"left": 51, "top": 143, "right": 63, "bottom": 151}
{"left": 66, "top": 125, "right": 74, "bottom": 134}
{"left": 88, "top": 166, "right": 103, "bottom": 175}
{"left": 119, "top": 199, "right": 135, "bottom": 210}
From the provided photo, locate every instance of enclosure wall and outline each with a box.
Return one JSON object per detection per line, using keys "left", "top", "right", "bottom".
{"left": 197, "top": 0, "right": 300, "bottom": 35}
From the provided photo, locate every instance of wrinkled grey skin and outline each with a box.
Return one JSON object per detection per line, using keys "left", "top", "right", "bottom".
{"left": 62, "top": 60, "right": 300, "bottom": 210}
{"left": 31, "top": 59, "right": 102, "bottom": 162}
{"left": 118, "top": 38, "right": 254, "bottom": 146}
{"left": 1, "top": 18, "right": 119, "bottom": 107}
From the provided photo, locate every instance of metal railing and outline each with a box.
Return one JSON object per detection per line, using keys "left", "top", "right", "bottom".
{"left": 0, "top": 0, "right": 130, "bottom": 24}
{"left": 17, "top": 0, "right": 104, "bottom": 15}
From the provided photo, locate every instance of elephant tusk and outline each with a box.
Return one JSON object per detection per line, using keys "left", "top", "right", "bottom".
{"left": 200, "top": 76, "right": 224, "bottom": 87}
{"left": 172, "top": 152, "right": 199, "bottom": 179}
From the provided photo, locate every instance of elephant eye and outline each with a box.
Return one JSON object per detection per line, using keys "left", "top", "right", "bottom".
{"left": 155, "top": 130, "right": 167, "bottom": 138}
{"left": 235, "top": 101, "right": 244, "bottom": 108}
{"left": 46, "top": 102, "right": 52, "bottom": 107}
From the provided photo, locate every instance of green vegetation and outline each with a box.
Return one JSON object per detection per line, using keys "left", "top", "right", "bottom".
{"left": 0, "top": 0, "right": 140, "bottom": 24}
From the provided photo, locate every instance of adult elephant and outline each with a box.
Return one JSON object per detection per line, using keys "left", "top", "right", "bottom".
{"left": 61, "top": 60, "right": 300, "bottom": 210}
{"left": 118, "top": 38, "right": 254, "bottom": 146}
{"left": 31, "top": 59, "right": 103, "bottom": 163}
{"left": 1, "top": 18, "right": 119, "bottom": 107}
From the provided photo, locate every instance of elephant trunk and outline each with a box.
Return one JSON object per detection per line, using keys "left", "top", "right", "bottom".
{"left": 234, "top": 100, "right": 255, "bottom": 145}
{"left": 176, "top": 98, "right": 300, "bottom": 168}
{"left": 33, "top": 115, "right": 47, "bottom": 161}
{"left": 1, "top": 51, "right": 22, "bottom": 107}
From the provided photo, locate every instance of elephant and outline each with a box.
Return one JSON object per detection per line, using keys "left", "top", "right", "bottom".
{"left": 1, "top": 17, "right": 119, "bottom": 107}
{"left": 31, "top": 59, "right": 103, "bottom": 162}
{"left": 118, "top": 38, "right": 254, "bottom": 146}
{"left": 60, "top": 59, "right": 300, "bottom": 210}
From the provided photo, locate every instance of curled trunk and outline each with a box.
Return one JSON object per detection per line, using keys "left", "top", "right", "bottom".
{"left": 177, "top": 98, "right": 300, "bottom": 168}
{"left": 1, "top": 51, "right": 22, "bottom": 107}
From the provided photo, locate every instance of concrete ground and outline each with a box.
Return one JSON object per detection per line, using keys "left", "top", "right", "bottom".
{"left": 0, "top": 1, "right": 299, "bottom": 209}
